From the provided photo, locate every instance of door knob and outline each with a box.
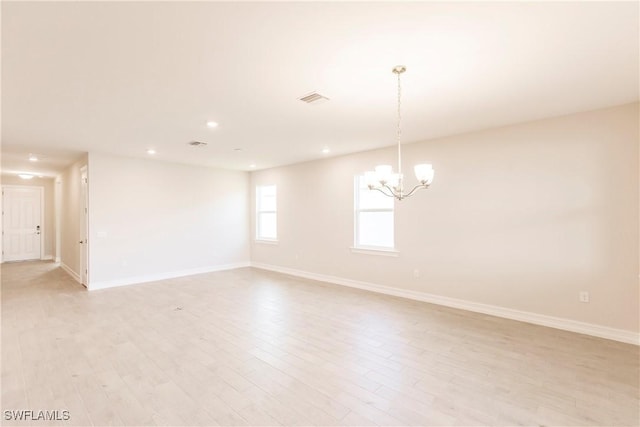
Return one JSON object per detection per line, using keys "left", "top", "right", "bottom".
{"left": 79, "top": 240, "right": 84, "bottom": 244}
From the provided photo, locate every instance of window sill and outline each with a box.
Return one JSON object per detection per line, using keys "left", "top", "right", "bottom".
{"left": 255, "top": 239, "right": 279, "bottom": 245}
{"left": 350, "top": 247, "right": 399, "bottom": 257}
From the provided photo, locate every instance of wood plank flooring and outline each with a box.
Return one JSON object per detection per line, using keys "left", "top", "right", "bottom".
{"left": 1, "top": 261, "right": 638, "bottom": 426}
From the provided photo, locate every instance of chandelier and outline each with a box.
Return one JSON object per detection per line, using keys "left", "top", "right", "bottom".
{"left": 364, "top": 66, "right": 434, "bottom": 201}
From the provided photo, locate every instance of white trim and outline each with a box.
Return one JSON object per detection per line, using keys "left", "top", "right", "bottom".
{"left": 60, "top": 262, "right": 82, "bottom": 284}
{"left": 350, "top": 246, "right": 399, "bottom": 257}
{"left": 54, "top": 176, "right": 62, "bottom": 269}
{"left": 89, "top": 261, "right": 251, "bottom": 291}
{"left": 41, "top": 255, "right": 53, "bottom": 261}
{"left": 80, "top": 165, "right": 89, "bottom": 287}
{"left": 255, "top": 239, "right": 279, "bottom": 245}
{"left": 250, "top": 262, "right": 640, "bottom": 346}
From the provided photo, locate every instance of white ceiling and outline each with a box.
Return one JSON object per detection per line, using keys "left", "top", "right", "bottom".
{"left": 2, "top": 1, "right": 638, "bottom": 176}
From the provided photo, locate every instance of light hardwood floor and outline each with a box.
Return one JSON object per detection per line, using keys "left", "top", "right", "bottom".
{"left": 1, "top": 261, "right": 638, "bottom": 426}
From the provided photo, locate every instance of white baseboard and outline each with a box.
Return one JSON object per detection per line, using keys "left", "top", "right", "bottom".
{"left": 60, "top": 262, "right": 81, "bottom": 284}
{"left": 41, "top": 255, "right": 53, "bottom": 261}
{"left": 55, "top": 257, "right": 61, "bottom": 263}
{"left": 89, "top": 261, "right": 251, "bottom": 291}
{"left": 251, "top": 262, "right": 640, "bottom": 346}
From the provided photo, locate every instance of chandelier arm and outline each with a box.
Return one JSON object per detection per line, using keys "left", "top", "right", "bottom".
{"left": 403, "top": 183, "right": 429, "bottom": 198}
{"left": 372, "top": 186, "right": 396, "bottom": 198}
{"left": 382, "top": 183, "right": 401, "bottom": 199}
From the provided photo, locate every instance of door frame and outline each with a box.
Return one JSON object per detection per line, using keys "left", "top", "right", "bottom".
{"left": 79, "top": 166, "right": 89, "bottom": 287}
{"left": 2, "top": 185, "right": 45, "bottom": 263}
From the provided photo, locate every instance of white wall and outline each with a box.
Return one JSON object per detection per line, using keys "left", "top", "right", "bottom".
{"left": 251, "top": 103, "right": 639, "bottom": 336}
{"left": 87, "top": 152, "right": 250, "bottom": 289}
{"left": 1, "top": 175, "right": 56, "bottom": 260}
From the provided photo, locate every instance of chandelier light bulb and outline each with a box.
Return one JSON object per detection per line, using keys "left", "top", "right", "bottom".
{"left": 375, "top": 165, "right": 393, "bottom": 183}
{"left": 364, "top": 171, "right": 378, "bottom": 188}
{"left": 389, "top": 173, "right": 402, "bottom": 189}
{"left": 414, "top": 164, "right": 434, "bottom": 184}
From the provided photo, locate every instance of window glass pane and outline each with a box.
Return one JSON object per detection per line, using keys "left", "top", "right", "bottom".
{"left": 357, "top": 211, "right": 393, "bottom": 248}
{"left": 260, "top": 185, "right": 276, "bottom": 198}
{"left": 258, "top": 212, "right": 277, "bottom": 240}
{"left": 260, "top": 194, "right": 276, "bottom": 212}
{"left": 256, "top": 185, "right": 277, "bottom": 240}
{"left": 358, "top": 177, "right": 393, "bottom": 210}
{"left": 358, "top": 187, "right": 394, "bottom": 210}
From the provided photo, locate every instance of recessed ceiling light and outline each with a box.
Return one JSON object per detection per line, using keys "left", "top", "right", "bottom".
{"left": 206, "top": 121, "right": 218, "bottom": 128}
{"left": 322, "top": 147, "right": 330, "bottom": 154}
{"left": 233, "top": 148, "right": 243, "bottom": 152}
{"left": 146, "top": 149, "right": 156, "bottom": 155}
{"left": 249, "top": 164, "right": 256, "bottom": 169}
{"left": 18, "top": 174, "right": 34, "bottom": 180}
{"left": 28, "top": 154, "right": 38, "bottom": 162}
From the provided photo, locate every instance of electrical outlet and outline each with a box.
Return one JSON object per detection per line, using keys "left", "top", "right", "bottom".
{"left": 413, "top": 269, "right": 420, "bottom": 278}
{"left": 579, "top": 291, "right": 590, "bottom": 303}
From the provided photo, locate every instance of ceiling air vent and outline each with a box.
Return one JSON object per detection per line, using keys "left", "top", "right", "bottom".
{"left": 188, "top": 141, "right": 208, "bottom": 147}
{"left": 298, "top": 92, "right": 329, "bottom": 105}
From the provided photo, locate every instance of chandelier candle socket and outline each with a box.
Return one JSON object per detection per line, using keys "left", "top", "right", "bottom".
{"left": 364, "top": 66, "right": 434, "bottom": 200}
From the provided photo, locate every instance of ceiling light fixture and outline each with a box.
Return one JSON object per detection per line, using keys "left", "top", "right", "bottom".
{"left": 322, "top": 147, "right": 330, "bottom": 154}
{"left": 18, "top": 174, "right": 34, "bottom": 180}
{"left": 206, "top": 121, "right": 218, "bottom": 128}
{"left": 28, "top": 154, "right": 38, "bottom": 162}
{"left": 249, "top": 164, "right": 256, "bottom": 169}
{"left": 146, "top": 149, "right": 156, "bottom": 155}
{"left": 364, "top": 66, "right": 434, "bottom": 201}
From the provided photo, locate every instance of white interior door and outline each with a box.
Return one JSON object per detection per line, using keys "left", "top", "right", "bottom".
{"left": 80, "top": 167, "right": 88, "bottom": 286}
{"left": 2, "top": 186, "right": 43, "bottom": 262}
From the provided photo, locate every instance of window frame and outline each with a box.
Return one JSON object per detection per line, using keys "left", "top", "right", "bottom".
{"left": 256, "top": 184, "right": 278, "bottom": 242}
{"left": 353, "top": 176, "right": 396, "bottom": 252}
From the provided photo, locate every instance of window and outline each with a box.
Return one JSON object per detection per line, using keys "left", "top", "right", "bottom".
{"left": 256, "top": 185, "right": 277, "bottom": 241}
{"left": 354, "top": 176, "right": 394, "bottom": 249}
